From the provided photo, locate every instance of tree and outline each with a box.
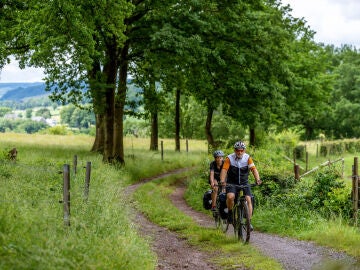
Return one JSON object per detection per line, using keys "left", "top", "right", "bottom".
{"left": 35, "top": 108, "right": 51, "bottom": 119}
{"left": 25, "top": 108, "right": 32, "bottom": 118}
{"left": 0, "top": 1, "right": 27, "bottom": 69}
{"left": 8, "top": 0, "right": 133, "bottom": 163}
{"left": 177, "top": 0, "right": 305, "bottom": 147}
{"left": 0, "top": 107, "right": 12, "bottom": 117}
{"left": 331, "top": 45, "right": 360, "bottom": 138}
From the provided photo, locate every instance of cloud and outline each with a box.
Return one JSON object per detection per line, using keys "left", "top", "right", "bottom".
{"left": 282, "top": 0, "right": 360, "bottom": 48}
{"left": 0, "top": 58, "right": 45, "bottom": 83}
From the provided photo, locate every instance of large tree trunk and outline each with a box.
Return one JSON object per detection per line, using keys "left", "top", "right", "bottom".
{"left": 102, "top": 49, "right": 118, "bottom": 163}
{"left": 305, "top": 125, "right": 314, "bottom": 140}
{"left": 249, "top": 127, "right": 255, "bottom": 147}
{"left": 149, "top": 77, "right": 158, "bottom": 151}
{"left": 113, "top": 44, "right": 128, "bottom": 165}
{"left": 150, "top": 112, "right": 158, "bottom": 150}
{"left": 175, "top": 88, "right": 181, "bottom": 151}
{"left": 89, "top": 60, "right": 104, "bottom": 153}
{"left": 205, "top": 107, "right": 215, "bottom": 147}
{"left": 91, "top": 113, "right": 105, "bottom": 153}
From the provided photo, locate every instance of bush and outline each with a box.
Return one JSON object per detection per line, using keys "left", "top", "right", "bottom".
{"left": 305, "top": 167, "right": 353, "bottom": 219}
{"left": 43, "top": 125, "right": 69, "bottom": 135}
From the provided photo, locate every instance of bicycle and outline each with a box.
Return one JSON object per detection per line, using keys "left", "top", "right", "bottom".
{"left": 225, "top": 183, "right": 257, "bottom": 243}
{"left": 212, "top": 189, "right": 228, "bottom": 232}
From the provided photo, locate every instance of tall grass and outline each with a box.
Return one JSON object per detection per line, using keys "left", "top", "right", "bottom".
{"left": 0, "top": 133, "right": 207, "bottom": 269}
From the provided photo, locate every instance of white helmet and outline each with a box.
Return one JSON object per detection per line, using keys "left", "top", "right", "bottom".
{"left": 234, "top": 141, "right": 246, "bottom": 150}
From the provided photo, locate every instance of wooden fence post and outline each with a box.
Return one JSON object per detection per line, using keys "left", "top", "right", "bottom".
{"left": 294, "top": 164, "right": 300, "bottom": 180}
{"left": 161, "top": 141, "right": 164, "bottom": 160}
{"left": 306, "top": 151, "right": 309, "bottom": 172}
{"left": 316, "top": 144, "right": 319, "bottom": 158}
{"left": 352, "top": 157, "right": 359, "bottom": 225}
{"left": 84, "top": 162, "right": 91, "bottom": 201}
{"left": 63, "top": 164, "right": 70, "bottom": 226}
{"left": 73, "top": 155, "right": 77, "bottom": 175}
{"left": 186, "top": 139, "right": 189, "bottom": 153}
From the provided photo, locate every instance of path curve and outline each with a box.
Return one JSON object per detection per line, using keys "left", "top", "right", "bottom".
{"left": 170, "top": 184, "right": 358, "bottom": 270}
{"left": 130, "top": 168, "right": 359, "bottom": 270}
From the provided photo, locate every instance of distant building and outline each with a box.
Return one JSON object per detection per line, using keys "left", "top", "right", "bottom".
{"left": 31, "top": 116, "right": 47, "bottom": 124}
{"left": 45, "top": 118, "right": 57, "bottom": 127}
{"left": 3, "top": 113, "right": 19, "bottom": 120}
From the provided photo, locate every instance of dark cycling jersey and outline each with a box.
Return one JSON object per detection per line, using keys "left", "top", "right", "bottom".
{"left": 209, "top": 160, "right": 224, "bottom": 184}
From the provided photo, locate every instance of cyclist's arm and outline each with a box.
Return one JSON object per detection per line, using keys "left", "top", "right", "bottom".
{"left": 209, "top": 170, "right": 216, "bottom": 188}
{"left": 220, "top": 157, "right": 230, "bottom": 186}
{"left": 249, "top": 157, "right": 262, "bottom": 185}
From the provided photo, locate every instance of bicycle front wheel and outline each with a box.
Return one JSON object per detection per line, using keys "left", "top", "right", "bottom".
{"left": 239, "top": 201, "right": 251, "bottom": 243}
{"left": 232, "top": 205, "right": 240, "bottom": 238}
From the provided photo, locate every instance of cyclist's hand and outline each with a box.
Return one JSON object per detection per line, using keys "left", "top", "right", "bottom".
{"left": 256, "top": 179, "right": 262, "bottom": 185}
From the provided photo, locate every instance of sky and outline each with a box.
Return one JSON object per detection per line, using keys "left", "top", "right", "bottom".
{"left": 1, "top": 0, "right": 359, "bottom": 83}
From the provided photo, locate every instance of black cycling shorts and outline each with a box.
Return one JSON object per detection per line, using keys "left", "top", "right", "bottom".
{"left": 226, "top": 184, "right": 252, "bottom": 197}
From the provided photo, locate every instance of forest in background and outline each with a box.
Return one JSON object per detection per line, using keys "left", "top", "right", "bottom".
{"left": 1, "top": 0, "right": 360, "bottom": 164}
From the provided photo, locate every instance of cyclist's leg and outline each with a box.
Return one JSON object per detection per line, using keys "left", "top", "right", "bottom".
{"left": 226, "top": 185, "right": 237, "bottom": 211}
{"left": 225, "top": 185, "right": 235, "bottom": 223}
{"left": 211, "top": 185, "right": 218, "bottom": 209}
{"left": 245, "top": 195, "right": 252, "bottom": 219}
{"left": 243, "top": 186, "right": 253, "bottom": 219}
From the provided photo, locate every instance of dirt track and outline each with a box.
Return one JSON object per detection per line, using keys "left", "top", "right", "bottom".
{"left": 130, "top": 169, "right": 359, "bottom": 270}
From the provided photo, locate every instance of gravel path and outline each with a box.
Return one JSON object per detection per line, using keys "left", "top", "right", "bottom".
{"left": 130, "top": 169, "right": 359, "bottom": 270}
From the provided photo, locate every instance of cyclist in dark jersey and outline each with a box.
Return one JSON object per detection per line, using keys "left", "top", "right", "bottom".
{"left": 209, "top": 150, "right": 224, "bottom": 211}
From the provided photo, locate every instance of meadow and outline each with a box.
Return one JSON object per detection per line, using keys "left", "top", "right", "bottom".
{"left": 0, "top": 133, "right": 206, "bottom": 269}
{"left": 1, "top": 133, "right": 360, "bottom": 269}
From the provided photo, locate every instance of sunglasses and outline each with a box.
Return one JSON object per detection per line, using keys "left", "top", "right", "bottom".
{"left": 235, "top": 148, "right": 244, "bottom": 152}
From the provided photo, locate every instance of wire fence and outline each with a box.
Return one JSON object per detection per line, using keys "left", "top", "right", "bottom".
{"left": 1, "top": 155, "right": 92, "bottom": 227}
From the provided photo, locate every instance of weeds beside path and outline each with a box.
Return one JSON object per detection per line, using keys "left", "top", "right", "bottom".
{"left": 130, "top": 168, "right": 359, "bottom": 270}
{"left": 128, "top": 167, "right": 220, "bottom": 270}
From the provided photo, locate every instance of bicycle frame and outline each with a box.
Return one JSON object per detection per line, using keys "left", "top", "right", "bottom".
{"left": 227, "top": 183, "right": 257, "bottom": 243}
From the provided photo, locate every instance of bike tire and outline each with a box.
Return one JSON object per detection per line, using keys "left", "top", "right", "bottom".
{"left": 214, "top": 202, "right": 228, "bottom": 233}
{"left": 215, "top": 214, "right": 228, "bottom": 232}
{"left": 232, "top": 205, "right": 240, "bottom": 239}
{"left": 239, "top": 201, "right": 251, "bottom": 243}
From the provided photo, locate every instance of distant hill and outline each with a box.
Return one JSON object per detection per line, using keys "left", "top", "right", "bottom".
{"left": 0, "top": 81, "right": 143, "bottom": 111}
{"left": 0, "top": 82, "right": 47, "bottom": 101}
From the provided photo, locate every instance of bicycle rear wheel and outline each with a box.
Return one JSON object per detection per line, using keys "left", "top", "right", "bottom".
{"left": 215, "top": 214, "right": 228, "bottom": 232}
{"left": 239, "top": 201, "right": 251, "bottom": 243}
{"left": 215, "top": 202, "right": 228, "bottom": 232}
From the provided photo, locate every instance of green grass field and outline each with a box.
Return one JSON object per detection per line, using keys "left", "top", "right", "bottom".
{"left": 0, "top": 133, "right": 206, "bottom": 269}
{"left": 1, "top": 133, "right": 360, "bottom": 269}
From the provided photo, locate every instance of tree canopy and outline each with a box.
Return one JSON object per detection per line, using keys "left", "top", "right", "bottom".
{"left": 1, "top": 0, "right": 360, "bottom": 162}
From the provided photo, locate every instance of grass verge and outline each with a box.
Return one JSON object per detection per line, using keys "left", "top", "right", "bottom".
{"left": 133, "top": 173, "right": 282, "bottom": 270}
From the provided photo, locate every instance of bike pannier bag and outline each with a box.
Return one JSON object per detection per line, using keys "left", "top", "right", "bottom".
{"left": 202, "top": 190, "right": 212, "bottom": 210}
{"left": 219, "top": 192, "right": 228, "bottom": 219}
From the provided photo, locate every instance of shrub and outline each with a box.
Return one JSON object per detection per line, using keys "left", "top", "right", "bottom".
{"left": 43, "top": 125, "right": 69, "bottom": 135}
{"left": 308, "top": 167, "right": 350, "bottom": 218}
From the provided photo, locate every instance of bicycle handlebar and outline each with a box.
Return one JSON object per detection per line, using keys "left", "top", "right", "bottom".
{"left": 226, "top": 183, "right": 258, "bottom": 188}
{"left": 214, "top": 183, "right": 258, "bottom": 188}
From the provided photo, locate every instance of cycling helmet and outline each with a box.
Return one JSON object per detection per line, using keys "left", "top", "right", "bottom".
{"left": 234, "top": 141, "right": 246, "bottom": 150}
{"left": 213, "top": 150, "right": 224, "bottom": 158}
